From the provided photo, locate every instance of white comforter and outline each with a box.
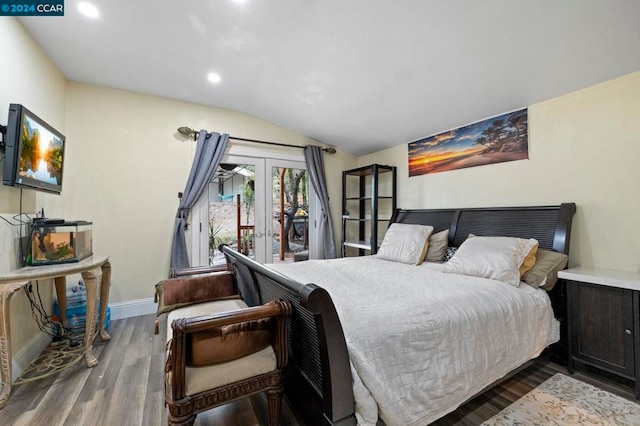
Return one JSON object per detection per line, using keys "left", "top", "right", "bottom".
{"left": 269, "top": 256, "right": 559, "bottom": 426}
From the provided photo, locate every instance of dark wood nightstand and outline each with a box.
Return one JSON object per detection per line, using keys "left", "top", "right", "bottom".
{"left": 559, "top": 267, "right": 640, "bottom": 399}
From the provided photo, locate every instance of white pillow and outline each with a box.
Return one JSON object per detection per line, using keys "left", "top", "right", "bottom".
{"left": 442, "top": 236, "right": 538, "bottom": 286}
{"left": 376, "top": 223, "right": 434, "bottom": 265}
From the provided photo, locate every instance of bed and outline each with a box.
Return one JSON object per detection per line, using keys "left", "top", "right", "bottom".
{"left": 220, "top": 203, "right": 576, "bottom": 425}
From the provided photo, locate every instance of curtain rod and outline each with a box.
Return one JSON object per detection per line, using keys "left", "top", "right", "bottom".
{"left": 176, "top": 126, "right": 336, "bottom": 154}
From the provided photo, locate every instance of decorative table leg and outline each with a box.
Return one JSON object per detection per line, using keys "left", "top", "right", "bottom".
{"left": 0, "top": 282, "right": 26, "bottom": 409}
{"left": 80, "top": 269, "right": 99, "bottom": 368}
{"left": 53, "top": 277, "right": 66, "bottom": 328}
{"left": 98, "top": 261, "right": 111, "bottom": 342}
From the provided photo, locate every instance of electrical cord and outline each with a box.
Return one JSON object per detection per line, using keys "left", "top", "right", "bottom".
{"left": 24, "top": 281, "right": 84, "bottom": 345}
{"left": 0, "top": 189, "right": 32, "bottom": 266}
{"left": 19, "top": 189, "right": 24, "bottom": 265}
{"left": 22, "top": 222, "right": 37, "bottom": 266}
{"left": 24, "top": 284, "right": 57, "bottom": 339}
{"left": 0, "top": 213, "right": 31, "bottom": 227}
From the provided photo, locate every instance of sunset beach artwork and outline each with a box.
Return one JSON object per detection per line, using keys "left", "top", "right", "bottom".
{"left": 408, "top": 108, "right": 528, "bottom": 177}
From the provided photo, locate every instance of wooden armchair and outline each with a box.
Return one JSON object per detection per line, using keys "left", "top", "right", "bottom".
{"left": 155, "top": 266, "right": 292, "bottom": 426}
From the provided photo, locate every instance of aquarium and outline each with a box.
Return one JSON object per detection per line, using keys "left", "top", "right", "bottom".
{"left": 30, "top": 221, "right": 93, "bottom": 265}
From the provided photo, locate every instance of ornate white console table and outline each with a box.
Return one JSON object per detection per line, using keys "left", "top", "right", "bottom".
{"left": 0, "top": 255, "right": 111, "bottom": 409}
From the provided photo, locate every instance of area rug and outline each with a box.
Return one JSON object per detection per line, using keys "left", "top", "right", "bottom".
{"left": 482, "top": 373, "right": 640, "bottom": 426}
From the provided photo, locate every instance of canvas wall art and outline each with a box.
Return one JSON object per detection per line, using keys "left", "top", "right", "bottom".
{"left": 408, "top": 108, "right": 529, "bottom": 177}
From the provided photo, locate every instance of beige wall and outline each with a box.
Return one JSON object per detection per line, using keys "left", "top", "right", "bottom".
{"left": 6, "top": 9, "right": 637, "bottom": 366}
{"left": 64, "top": 82, "right": 355, "bottom": 303}
{"left": 0, "top": 18, "right": 66, "bottom": 216}
{"left": 359, "top": 71, "right": 640, "bottom": 273}
{"left": 0, "top": 17, "right": 356, "bottom": 359}
{"left": 0, "top": 18, "right": 67, "bottom": 355}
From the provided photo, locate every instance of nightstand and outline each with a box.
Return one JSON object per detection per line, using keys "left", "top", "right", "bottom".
{"left": 558, "top": 267, "right": 640, "bottom": 399}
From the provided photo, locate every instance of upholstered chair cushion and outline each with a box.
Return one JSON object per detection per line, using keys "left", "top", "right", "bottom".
{"left": 184, "top": 346, "right": 277, "bottom": 395}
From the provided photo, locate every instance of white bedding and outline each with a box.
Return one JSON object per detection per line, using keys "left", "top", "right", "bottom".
{"left": 269, "top": 256, "right": 559, "bottom": 426}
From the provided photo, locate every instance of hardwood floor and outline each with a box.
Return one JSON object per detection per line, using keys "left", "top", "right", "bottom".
{"left": 0, "top": 314, "right": 636, "bottom": 425}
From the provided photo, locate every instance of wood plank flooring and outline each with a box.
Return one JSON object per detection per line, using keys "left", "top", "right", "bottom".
{"left": 0, "top": 314, "right": 636, "bottom": 425}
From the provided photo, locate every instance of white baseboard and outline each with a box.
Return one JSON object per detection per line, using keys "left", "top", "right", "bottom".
{"left": 12, "top": 332, "right": 51, "bottom": 380}
{"left": 109, "top": 297, "right": 156, "bottom": 320}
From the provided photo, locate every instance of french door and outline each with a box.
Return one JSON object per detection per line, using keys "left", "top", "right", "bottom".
{"left": 190, "top": 152, "right": 315, "bottom": 266}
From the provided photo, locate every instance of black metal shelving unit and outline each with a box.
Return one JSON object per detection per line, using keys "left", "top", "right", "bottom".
{"left": 341, "top": 164, "right": 396, "bottom": 256}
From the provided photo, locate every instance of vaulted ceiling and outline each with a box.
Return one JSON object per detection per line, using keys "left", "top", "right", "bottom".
{"left": 19, "top": 0, "right": 640, "bottom": 155}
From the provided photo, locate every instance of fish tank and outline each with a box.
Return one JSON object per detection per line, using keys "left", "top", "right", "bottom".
{"left": 30, "top": 221, "right": 93, "bottom": 265}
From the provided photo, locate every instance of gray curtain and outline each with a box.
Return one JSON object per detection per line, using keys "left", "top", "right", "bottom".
{"left": 304, "top": 145, "right": 336, "bottom": 259}
{"left": 170, "top": 130, "right": 228, "bottom": 270}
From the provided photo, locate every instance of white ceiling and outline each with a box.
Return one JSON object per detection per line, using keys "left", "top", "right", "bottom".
{"left": 19, "top": 0, "right": 640, "bottom": 156}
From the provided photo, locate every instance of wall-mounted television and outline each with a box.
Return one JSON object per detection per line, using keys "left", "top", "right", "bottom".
{"left": 2, "top": 104, "right": 65, "bottom": 194}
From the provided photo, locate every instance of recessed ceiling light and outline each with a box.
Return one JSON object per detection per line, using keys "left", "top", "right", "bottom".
{"left": 78, "top": 2, "right": 99, "bottom": 19}
{"left": 207, "top": 72, "right": 222, "bottom": 84}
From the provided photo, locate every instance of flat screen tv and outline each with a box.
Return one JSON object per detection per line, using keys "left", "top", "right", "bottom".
{"left": 2, "top": 104, "right": 65, "bottom": 194}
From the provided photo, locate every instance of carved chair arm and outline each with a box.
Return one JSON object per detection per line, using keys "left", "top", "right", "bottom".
{"left": 167, "top": 300, "right": 292, "bottom": 400}
{"left": 177, "top": 300, "right": 291, "bottom": 332}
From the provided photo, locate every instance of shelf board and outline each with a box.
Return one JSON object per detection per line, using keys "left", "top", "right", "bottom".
{"left": 345, "top": 196, "right": 394, "bottom": 201}
{"left": 343, "top": 241, "right": 375, "bottom": 250}
{"left": 343, "top": 164, "right": 395, "bottom": 177}
{"left": 344, "top": 218, "right": 391, "bottom": 222}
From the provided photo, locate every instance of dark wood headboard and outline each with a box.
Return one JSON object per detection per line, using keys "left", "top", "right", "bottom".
{"left": 222, "top": 202, "right": 576, "bottom": 426}
{"left": 391, "top": 203, "right": 576, "bottom": 254}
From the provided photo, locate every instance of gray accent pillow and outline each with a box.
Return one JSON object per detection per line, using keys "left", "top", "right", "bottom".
{"left": 522, "top": 249, "right": 569, "bottom": 290}
{"left": 424, "top": 229, "right": 449, "bottom": 263}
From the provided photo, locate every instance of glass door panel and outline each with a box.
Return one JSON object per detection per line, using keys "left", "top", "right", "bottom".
{"left": 193, "top": 155, "right": 313, "bottom": 267}
{"left": 266, "top": 159, "right": 309, "bottom": 264}
{"left": 205, "top": 156, "right": 265, "bottom": 266}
